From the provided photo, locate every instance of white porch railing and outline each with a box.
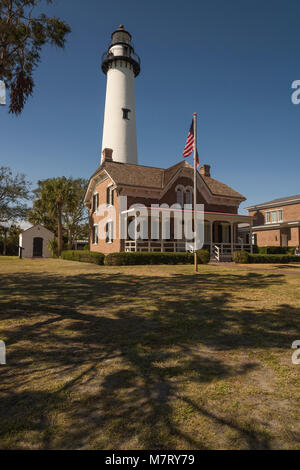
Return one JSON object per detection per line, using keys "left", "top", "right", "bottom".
{"left": 125, "top": 240, "right": 188, "bottom": 252}
{"left": 212, "top": 243, "right": 252, "bottom": 261}
{"left": 125, "top": 240, "right": 252, "bottom": 258}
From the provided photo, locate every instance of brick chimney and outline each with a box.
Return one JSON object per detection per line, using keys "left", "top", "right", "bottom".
{"left": 101, "top": 148, "right": 113, "bottom": 164}
{"left": 200, "top": 164, "right": 211, "bottom": 177}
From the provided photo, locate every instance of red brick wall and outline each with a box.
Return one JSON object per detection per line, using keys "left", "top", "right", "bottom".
{"left": 89, "top": 178, "right": 122, "bottom": 254}
{"left": 250, "top": 202, "right": 300, "bottom": 225}
{"left": 250, "top": 202, "right": 300, "bottom": 247}
{"left": 255, "top": 229, "right": 281, "bottom": 247}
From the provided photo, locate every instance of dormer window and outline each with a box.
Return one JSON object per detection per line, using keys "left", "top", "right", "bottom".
{"left": 122, "top": 108, "right": 131, "bottom": 120}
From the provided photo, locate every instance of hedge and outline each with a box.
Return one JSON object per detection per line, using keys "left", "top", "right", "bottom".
{"left": 257, "top": 246, "right": 296, "bottom": 255}
{"left": 61, "top": 250, "right": 105, "bottom": 265}
{"left": 233, "top": 250, "right": 300, "bottom": 264}
{"left": 104, "top": 249, "right": 210, "bottom": 266}
{"left": 248, "top": 253, "right": 300, "bottom": 264}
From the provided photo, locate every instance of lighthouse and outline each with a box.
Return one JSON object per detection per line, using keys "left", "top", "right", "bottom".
{"left": 101, "top": 25, "right": 140, "bottom": 165}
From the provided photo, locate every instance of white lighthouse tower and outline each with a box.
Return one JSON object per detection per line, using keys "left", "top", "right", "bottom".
{"left": 101, "top": 25, "right": 140, "bottom": 164}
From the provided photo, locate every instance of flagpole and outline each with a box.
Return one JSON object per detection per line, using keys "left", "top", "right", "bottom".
{"left": 193, "top": 112, "right": 198, "bottom": 273}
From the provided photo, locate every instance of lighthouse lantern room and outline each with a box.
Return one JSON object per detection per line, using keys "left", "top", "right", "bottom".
{"left": 101, "top": 25, "right": 140, "bottom": 165}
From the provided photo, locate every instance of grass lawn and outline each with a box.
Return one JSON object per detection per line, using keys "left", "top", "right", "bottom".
{"left": 0, "top": 257, "right": 299, "bottom": 450}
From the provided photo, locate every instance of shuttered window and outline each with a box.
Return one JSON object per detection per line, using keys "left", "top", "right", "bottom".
{"left": 92, "top": 194, "right": 99, "bottom": 213}
{"left": 105, "top": 221, "right": 114, "bottom": 243}
{"left": 106, "top": 187, "right": 114, "bottom": 206}
{"left": 92, "top": 225, "right": 98, "bottom": 244}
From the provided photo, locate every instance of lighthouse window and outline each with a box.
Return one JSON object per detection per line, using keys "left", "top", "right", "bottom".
{"left": 122, "top": 108, "right": 131, "bottom": 120}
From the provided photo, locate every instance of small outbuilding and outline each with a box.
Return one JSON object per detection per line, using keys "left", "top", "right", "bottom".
{"left": 19, "top": 224, "right": 54, "bottom": 258}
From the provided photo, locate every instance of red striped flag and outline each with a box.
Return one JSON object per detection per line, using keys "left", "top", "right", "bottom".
{"left": 183, "top": 121, "right": 199, "bottom": 167}
{"left": 183, "top": 121, "right": 194, "bottom": 157}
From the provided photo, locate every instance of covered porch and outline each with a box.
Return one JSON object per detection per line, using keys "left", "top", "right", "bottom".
{"left": 203, "top": 212, "right": 253, "bottom": 261}
{"left": 122, "top": 208, "right": 253, "bottom": 261}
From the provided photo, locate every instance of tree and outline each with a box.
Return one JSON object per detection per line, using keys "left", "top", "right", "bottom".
{"left": 63, "top": 178, "right": 89, "bottom": 249}
{"left": 28, "top": 176, "right": 88, "bottom": 255}
{"left": 0, "top": 0, "right": 71, "bottom": 114}
{"left": 0, "top": 223, "right": 21, "bottom": 254}
{"left": 28, "top": 176, "right": 68, "bottom": 255}
{"left": 0, "top": 166, "right": 30, "bottom": 224}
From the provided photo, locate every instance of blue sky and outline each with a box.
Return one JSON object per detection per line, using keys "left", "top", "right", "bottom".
{"left": 1, "top": 0, "right": 300, "bottom": 213}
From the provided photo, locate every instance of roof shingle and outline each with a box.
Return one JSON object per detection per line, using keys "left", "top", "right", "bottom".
{"left": 86, "top": 160, "right": 245, "bottom": 201}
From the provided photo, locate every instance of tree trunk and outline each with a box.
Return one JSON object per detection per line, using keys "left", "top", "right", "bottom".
{"left": 3, "top": 229, "right": 7, "bottom": 256}
{"left": 67, "top": 228, "right": 72, "bottom": 250}
{"left": 57, "top": 203, "right": 63, "bottom": 257}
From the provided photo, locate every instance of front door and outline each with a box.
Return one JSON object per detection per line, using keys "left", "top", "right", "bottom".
{"left": 33, "top": 237, "right": 43, "bottom": 257}
{"left": 281, "top": 234, "right": 288, "bottom": 247}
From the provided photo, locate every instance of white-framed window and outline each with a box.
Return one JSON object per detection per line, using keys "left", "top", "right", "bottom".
{"left": 92, "top": 193, "right": 99, "bottom": 213}
{"left": 271, "top": 211, "right": 277, "bottom": 223}
{"left": 92, "top": 225, "right": 98, "bottom": 244}
{"left": 176, "top": 187, "right": 184, "bottom": 206}
{"left": 278, "top": 210, "right": 283, "bottom": 222}
{"left": 105, "top": 220, "right": 114, "bottom": 243}
{"left": 106, "top": 186, "right": 114, "bottom": 206}
{"left": 265, "top": 212, "right": 271, "bottom": 224}
{"left": 185, "top": 189, "right": 193, "bottom": 205}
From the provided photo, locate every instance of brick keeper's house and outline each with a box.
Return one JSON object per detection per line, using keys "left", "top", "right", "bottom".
{"left": 84, "top": 148, "right": 254, "bottom": 261}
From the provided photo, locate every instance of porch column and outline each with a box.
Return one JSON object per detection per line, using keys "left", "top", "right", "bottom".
{"left": 230, "top": 222, "right": 234, "bottom": 254}
{"left": 250, "top": 222, "right": 253, "bottom": 254}
{"left": 209, "top": 221, "right": 213, "bottom": 255}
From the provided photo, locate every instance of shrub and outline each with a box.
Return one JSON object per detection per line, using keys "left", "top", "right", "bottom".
{"left": 48, "top": 238, "right": 58, "bottom": 258}
{"left": 104, "top": 250, "right": 210, "bottom": 266}
{"left": 61, "top": 250, "right": 104, "bottom": 265}
{"left": 196, "top": 249, "right": 210, "bottom": 264}
{"left": 233, "top": 250, "right": 249, "bottom": 264}
{"left": 0, "top": 241, "right": 18, "bottom": 256}
{"left": 248, "top": 254, "right": 300, "bottom": 264}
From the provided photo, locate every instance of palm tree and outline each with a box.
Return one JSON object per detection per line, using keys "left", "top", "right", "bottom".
{"left": 28, "top": 177, "right": 69, "bottom": 256}
{"left": 28, "top": 177, "right": 88, "bottom": 256}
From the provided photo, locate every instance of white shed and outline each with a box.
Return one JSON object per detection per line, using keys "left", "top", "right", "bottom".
{"left": 19, "top": 225, "right": 54, "bottom": 258}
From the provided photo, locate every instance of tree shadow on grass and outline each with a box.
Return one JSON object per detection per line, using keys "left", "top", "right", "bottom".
{"left": 0, "top": 269, "right": 298, "bottom": 449}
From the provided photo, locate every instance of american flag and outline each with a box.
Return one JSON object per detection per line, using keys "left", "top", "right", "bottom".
{"left": 183, "top": 121, "right": 194, "bottom": 157}
{"left": 183, "top": 121, "right": 199, "bottom": 167}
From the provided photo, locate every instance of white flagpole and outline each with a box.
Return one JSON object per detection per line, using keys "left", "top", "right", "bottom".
{"left": 193, "top": 112, "right": 198, "bottom": 272}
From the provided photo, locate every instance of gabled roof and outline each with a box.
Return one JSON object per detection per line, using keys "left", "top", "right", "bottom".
{"left": 246, "top": 194, "right": 300, "bottom": 211}
{"left": 104, "top": 160, "right": 164, "bottom": 189}
{"left": 85, "top": 160, "right": 245, "bottom": 203}
{"left": 21, "top": 224, "right": 54, "bottom": 235}
{"left": 201, "top": 174, "right": 245, "bottom": 199}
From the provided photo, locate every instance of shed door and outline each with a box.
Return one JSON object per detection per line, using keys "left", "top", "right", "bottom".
{"left": 33, "top": 237, "right": 43, "bottom": 257}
